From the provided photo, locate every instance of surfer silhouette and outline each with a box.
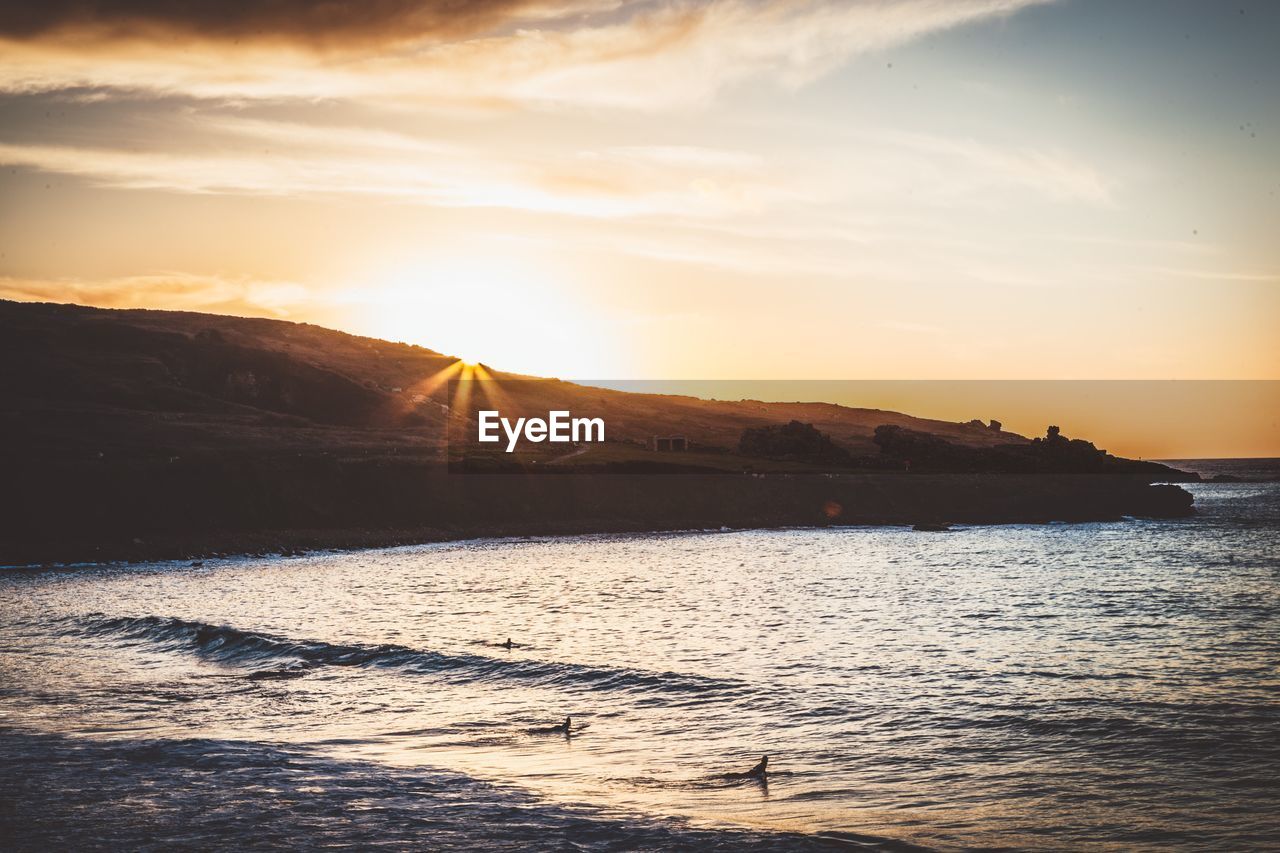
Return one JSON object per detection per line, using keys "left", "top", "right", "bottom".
{"left": 525, "top": 715, "right": 575, "bottom": 736}
{"left": 502, "top": 637, "right": 514, "bottom": 649}
{"left": 725, "top": 754, "right": 768, "bottom": 779}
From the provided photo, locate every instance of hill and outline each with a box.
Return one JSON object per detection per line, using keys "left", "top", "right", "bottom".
{"left": 0, "top": 300, "right": 1195, "bottom": 564}
{"left": 0, "top": 299, "right": 1084, "bottom": 464}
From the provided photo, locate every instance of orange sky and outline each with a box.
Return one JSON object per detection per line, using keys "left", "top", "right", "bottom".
{"left": 588, "top": 381, "right": 1279, "bottom": 460}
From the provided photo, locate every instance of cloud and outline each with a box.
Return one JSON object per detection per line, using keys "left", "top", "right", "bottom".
{"left": 865, "top": 131, "right": 1114, "bottom": 206}
{"left": 0, "top": 114, "right": 789, "bottom": 217}
{"left": 1139, "top": 267, "right": 1280, "bottom": 284}
{"left": 0, "top": 0, "right": 601, "bottom": 46}
{"left": 0, "top": 0, "right": 1052, "bottom": 108}
{"left": 495, "top": 0, "right": 1054, "bottom": 109}
{"left": 0, "top": 273, "right": 311, "bottom": 318}
{"left": 0, "top": 102, "right": 1107, "bottom": 221}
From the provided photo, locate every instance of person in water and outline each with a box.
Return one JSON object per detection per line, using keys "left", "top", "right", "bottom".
{"left": 524, "top": 716, "right": 573, "bottom": 736}
{"left": 502, "top": 638, "right": 514, "bottom": 649}
{"left": 743, "top": 754, "right": 768, "bottom": 778}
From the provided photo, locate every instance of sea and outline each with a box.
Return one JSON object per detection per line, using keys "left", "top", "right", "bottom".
{"left": 2, "top": 460, "right": 1278, "bottom": 851}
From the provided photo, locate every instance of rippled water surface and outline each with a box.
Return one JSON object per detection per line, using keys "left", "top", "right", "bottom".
{"left": 3, "top": 479, "right": 1279, "bottom": 851}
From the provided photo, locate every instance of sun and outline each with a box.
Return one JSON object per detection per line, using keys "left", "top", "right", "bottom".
{"left": 336, "top": 249, "right": 620, "bottom": 379}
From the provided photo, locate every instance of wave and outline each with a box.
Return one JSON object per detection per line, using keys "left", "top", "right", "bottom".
{"left": 1, "top": 729, "right": 865, "bottom": 852}
{"left": 78, "top": 614, "right": 747, "bottom": 701}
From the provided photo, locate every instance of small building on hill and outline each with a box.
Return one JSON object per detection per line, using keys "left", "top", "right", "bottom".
{"left": 651, "top": 435, "right": 688, "bottom": 452}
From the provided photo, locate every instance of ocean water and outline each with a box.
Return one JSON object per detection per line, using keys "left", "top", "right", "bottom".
{"left": 2, "top": 476, "right": 1279, "bottom": 851}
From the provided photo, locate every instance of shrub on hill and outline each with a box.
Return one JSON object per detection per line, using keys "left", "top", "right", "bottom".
{"left": 739, "top": 420, "right": 853, "bottom": 465}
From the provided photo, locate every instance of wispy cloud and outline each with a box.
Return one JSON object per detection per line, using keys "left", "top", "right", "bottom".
{"left": 1139, "top": 266, "right": 1280, "bottom": 284}
{"left": 0, "top": 273, "right": 310, "bottom": 318}
{"left": 0, "top": 0, "right": 610, "bottom": 46}
{"left": 0, "top": 113, "right": 793, "bottom": 218}
{"left": 0, "top": 104, "right": 1108, "bottom": 220}
{"left": 0, "top": 0, "right": 1052, "bottom": 109}
{"left": 846, "top": 131, "right": 1115, "bottom": 206}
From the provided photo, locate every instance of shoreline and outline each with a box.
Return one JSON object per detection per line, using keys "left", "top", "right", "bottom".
{"left": 2, "top": 472, "right": 1194, "bottom": 568}
{"left": 0, "top": 517, "right": 1139, "bottom": 570}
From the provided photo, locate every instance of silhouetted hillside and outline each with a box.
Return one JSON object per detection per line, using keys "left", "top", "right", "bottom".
{"left": 739, "top": 420, "right": 855, "bottom": 466}
{"left": 872, "top": 424, "right": 1184, "bottom": 476}
{"left": 1, "top": 299, "right": 1043, "bottom": 465}
{"left": 0, "top": 300, "right": 1196, "bottom": 564}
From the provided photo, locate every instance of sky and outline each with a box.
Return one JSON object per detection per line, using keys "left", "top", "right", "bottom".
{"left": 0, "top": 0, "right": 1277, "bottom": 452}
